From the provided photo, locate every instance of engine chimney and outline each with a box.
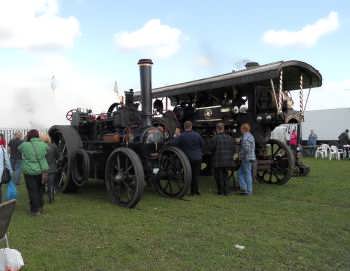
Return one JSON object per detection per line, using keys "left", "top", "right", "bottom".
{"left": 138, "top": 59, "right": 153, "bottom": 127}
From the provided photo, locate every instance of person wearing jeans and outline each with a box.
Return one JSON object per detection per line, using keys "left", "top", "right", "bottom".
{"left": 18, "top": 130, "right": 48, "bottom": 216}
{"left": 238, "top": 160, "right": 253, "bottom": 195}
{"left": 8, "top": 131, "right": 23, "bottom": 185}
{"left": 238, "top": 123, "right": 256, "bottom": 195}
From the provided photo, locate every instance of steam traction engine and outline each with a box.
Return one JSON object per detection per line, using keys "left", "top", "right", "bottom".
{"left": 135, "top": 60, "right": 322, "bottom": 184}
{"left": 49, "top": 59, "right": 191, "bottom": 208}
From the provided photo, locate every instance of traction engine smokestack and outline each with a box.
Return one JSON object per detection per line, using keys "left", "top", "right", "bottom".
{"left": 138, "top": 59, "right": 153, "bottom": 127}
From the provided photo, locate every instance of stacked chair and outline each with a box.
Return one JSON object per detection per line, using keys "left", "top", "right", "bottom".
{"left": 0, "top": 200, "right": 16, "bottom": 248}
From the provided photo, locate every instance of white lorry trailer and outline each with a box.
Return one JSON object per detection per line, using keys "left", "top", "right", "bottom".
{"left": 301, "top": 108, "right": 350, "bottom": 142}
{"left": 271, "top": 108, "right": 350, "bottom": 144}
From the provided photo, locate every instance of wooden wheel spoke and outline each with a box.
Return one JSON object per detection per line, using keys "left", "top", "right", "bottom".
{"left": 125, "top": 165, "right": 133, "bottom": 174}
{"left": 272, "top": 145, "right": 281, "bottom": 156}
{"left": 168, "top": 180, "right": 174, "bottom": 193}
{"left": 121, "top": 178, "right": 136, "bottom": 202}
{"left": 125, "top": 158, "right": 129, "bottom": 171}
{"left": 173, "top": 180, "right": 183, "bottom": 190}
{"left": 161, "top": 179, "right": 171, "bottom": 191}
{"left": 116, "top": 154, "right": 121, "bottom": 171}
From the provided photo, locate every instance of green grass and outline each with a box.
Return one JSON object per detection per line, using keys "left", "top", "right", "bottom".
{"left": 7, "top": 158, "right": 350, "bottom": 271}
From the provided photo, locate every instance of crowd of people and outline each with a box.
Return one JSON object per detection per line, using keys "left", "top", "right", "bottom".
{"left": 172, "top": 121, "right": 256, "bottom": 196}
{"left": 0, "top": 130, "right": 57, "bottom": 216}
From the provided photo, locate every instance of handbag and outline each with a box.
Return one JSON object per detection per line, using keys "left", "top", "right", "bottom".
{"left": 30, "top": 142, "right": 48, "bottom": 184}
{"left": 1, "top": 147, "right": 11, "bottom": 184}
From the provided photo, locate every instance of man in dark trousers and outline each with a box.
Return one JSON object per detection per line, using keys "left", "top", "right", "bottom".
{"left": 209, "top": 122, "right": 235, "bottom": 195}
{"left": 173, "top": 121, "right": 204, "bottom": 195}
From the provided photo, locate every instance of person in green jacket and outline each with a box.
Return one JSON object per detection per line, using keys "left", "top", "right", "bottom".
{"left": 18, "top": 129, "right": 48, "bottom": 216}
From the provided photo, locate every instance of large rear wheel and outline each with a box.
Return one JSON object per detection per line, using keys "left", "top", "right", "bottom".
{"left": 256, "top": 139, "right": 294, "bottom": 185}
{"left": 105, "top": 147, "right": 145, "bottom": 208}
{"left": 48, "top": 125, "right": 82, "bottom": 192}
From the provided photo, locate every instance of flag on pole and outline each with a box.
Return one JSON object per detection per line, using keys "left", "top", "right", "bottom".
{"left": 113, "top": 81, "right": 119, "bottom": 95}
{"left": 51, "top": 75, "right": 56, "bottom": 92}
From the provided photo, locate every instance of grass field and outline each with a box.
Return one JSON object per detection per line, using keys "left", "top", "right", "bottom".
{"left": 7, "top": 158, "right": 350, "bottom": 271}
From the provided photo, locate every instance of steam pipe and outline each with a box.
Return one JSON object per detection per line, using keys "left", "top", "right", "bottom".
{"left": 138, "top": 59, "right": 153, "bottom": 127}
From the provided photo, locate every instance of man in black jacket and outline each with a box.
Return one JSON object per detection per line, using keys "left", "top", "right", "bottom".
{"left": 209, "top": 122, "right": 235, "bottom": 195}
{"left": 173, "top": 121, "right": 204, "bottom": 195}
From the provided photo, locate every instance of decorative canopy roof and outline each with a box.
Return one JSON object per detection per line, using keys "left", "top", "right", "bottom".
{"left": 134, "top": 60, "right": 322, "bottom": 99}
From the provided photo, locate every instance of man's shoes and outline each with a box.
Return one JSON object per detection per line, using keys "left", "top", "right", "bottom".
{"left": 196, "top": 192, "right": 200, "bottom": 196}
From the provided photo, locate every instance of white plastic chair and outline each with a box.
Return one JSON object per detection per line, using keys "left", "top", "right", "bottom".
{"left": 329, "top": 145, "right": 345, "bottom": 160}
{"left": 315, "top": 146, "right": 323, "bottom": 159}
{"left": 315, "top": 144, "right": 330, "bottom": 159}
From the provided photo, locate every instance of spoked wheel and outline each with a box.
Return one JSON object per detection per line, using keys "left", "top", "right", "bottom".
{"left": 256, "top": 139, "right": 294, "bottom": 185}
{"left": 155, "top": 146, "right": 191, "bottom": 198}
{"left": 105, "top": 148, "right": 144, "bottom": 208}
{"left": 48, "top": 125, "right": 83, "bottom": 192}
{"left": 56, "top": 139, "right": 68, "bottom": 192}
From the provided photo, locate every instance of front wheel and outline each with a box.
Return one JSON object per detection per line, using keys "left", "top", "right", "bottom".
{"left": 154, "top": 146, "right": 192, "bottom": 198}
{"left": 105, "top": 148, "right": 145, "bottom": 208}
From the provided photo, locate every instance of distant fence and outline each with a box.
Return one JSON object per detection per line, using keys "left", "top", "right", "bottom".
{"left": 0, "top": 128, "right": 48, "bottom": 144}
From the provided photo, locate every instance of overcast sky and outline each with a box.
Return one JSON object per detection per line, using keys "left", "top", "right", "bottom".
{"left": 0, "top": 0, "right": 349, "bottom": 128}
